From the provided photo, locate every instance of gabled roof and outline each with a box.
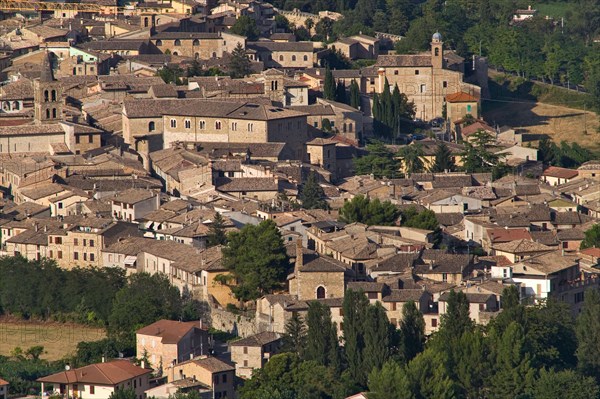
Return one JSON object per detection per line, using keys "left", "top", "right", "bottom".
{"left": 37, "top": 360, "right": 150, "bottom": 385}
{"left": 0, "top": 378, "right": 7, "bottom": 385}
{"left": 542, "top": 166, "right": 579, "bottom": 179}
{"left": 136, "top": 320, "right": 205, "bottom": 344}
{"left": 492, "top": 239, "right": 554, "bottom": 254}
{"left": 230, "top": 331, "right": 280, "bottom": 347}
{"left": 446, "top": 92, "right": 478, "bottom": 102}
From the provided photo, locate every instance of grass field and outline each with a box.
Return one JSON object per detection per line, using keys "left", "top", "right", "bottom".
{"left": 535, "top": 1, "right": 576, "bottom": 18}
{"left": 0, "top": 319, "right": 105, "bottom": 361}
{"left": 483, "top": 99, "right": 600, "bottom": 150}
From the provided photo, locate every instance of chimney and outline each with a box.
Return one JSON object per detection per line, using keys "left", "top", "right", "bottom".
{"left": 101, "top": 356, "right": 105, "bottom": 363}
{"left": 295, "top": 238, "right": 303, "bottom": 272}
{"left": 141, "top": 360, "right": 146, "bottom": 369}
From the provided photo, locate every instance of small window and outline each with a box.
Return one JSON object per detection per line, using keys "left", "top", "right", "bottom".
{"left": 89, "top": 386, "right": 95, "bottom": 395}
{"left": 415, "top": 70, "right": 419, "bottom": 75}
{"left": 199, "top": 120, "right": 206, "bottom": 129}
{"left": 156, "top": 40, "right": 162, "bottom": 46}
{"left": 90, "top": 240, "right": 95, "bottom": 247}
{"left": 231, "top": 122, "right": 237, "bottom": 131}
{"left": 76, "top": 135, "right": 80, "bottom": 144}
{"left": 193, "top": 39, "right": 199, "bottom": 45}
{"left": 279, "top": 55, "right": 284, "bottom": 61}
{"left": 74, "top": 238, "right": 78, "bottom": 246}
{"left": 431, "top": 318, "right": 438, "bottom": 327}
{"left": 367, "top": 292, "right": 378, "bottom": 299}
{"left": 58, "top": 251, "right": 63, "bottom": 259}
{"left": 394, "top": 70, "right": 398, "bottom": 75}
{"left": 185, "top": 119, "right": 191, "bottom": 129}
{"left": 174, "top": 39, "right": 181, "bottom": 46}
{"left": 467, "top": 104, "right": 472, "bottom": 113}
{"left": 243, "top": 347, "right": 248, "bottom": 354}
{"left": 74, "top": 252, "right": 79, "bottom": 260}
{"left": 215, "top": 120, "right": 222, "bottom": 130}
{"left": 292, "top": 55, "right": 296, "bottom": 61}
{"left": 88, "top": 134, "right": 93, "bottom": 143}
{"left": 303, "top": 55, "right": 308, "bottom": 61}
{"left": 248, "top": 123, "right": 253, "bottom": 132}
{"left": 420, "top": 84, "right": 426, "bottom": 93}
{"left": 170, "top": 119, "right": 177, "bottom": 128}
{"left": 443, "top": 81, "right": 447, "bottom": 88}
{"left": 148, "top": 121, "right": 155, "bottom": 131}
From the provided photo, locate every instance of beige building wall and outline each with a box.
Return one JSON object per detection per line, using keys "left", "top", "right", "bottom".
{"left": 230, "top": 345, "right": 262, "bottom": 379}
{"left": 170, "top": 361, "right": 235, "bottom": 399}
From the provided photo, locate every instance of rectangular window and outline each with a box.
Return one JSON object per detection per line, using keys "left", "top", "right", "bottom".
{"left": 479, "top": 303, "right": 485, "bottom": 311}
{"left": 420, "top": 84, "right": 426, "bottom": 93}
{"left": 431, "top": 318, "right": 437, "bottom": 327}
{"left": 55, "top": 237, "right": 62, "bottom": 244}
{"left": 90, "top": 386, "right": 95, "bottom": 395}
{"left": 58, "top": 251, "right": 63, "bottom": 259}
{"left": 74, "top": 252, "right": 79, "bottom": 260}
{"left": 84, "top": 253, "right": 87, "bottom": 261}
{"left": 90, "top": 239, "right": 95, "bottom": 247}
{"left": 443, "top": 81, "right": 447, "bottom": 88}
{"left": 243, "top": 360, "right": 248, "bottom": 367}
{"left": 88, "top": 134, "right": 93, "bottom": 143}
{"left": 367, "top": 292, "right": 378, "bottom": 299}
{"left": 394, "top": 70, "right": 398, "bottom": 75}
{"left": 170, "top": 119, "right": 177, "bottom": 128}
{"left": 415, "top": 70, "right": 419, "bottom": 75}
{"left": 90, "top": 253, "right": 95, "bottom": 262}
{"left": 442, "top": 273, "right": 448, "bottom": 282}
{"left": 391, "top": 302, "right": 396, "bottom": 311}
{"left": 83, "top": 239, "right": 87, "bottom": 246}
{"left": 243, "top": 347, "right": 248, "bottom": 354}
{"left": 58, "top": 202, "right": 63, "bottom": 209}
{"left": 74, "top": 238, "right": 78, "bottom": 246}
{"left": 76, "top": 135, "right": 80, "bottom": 144}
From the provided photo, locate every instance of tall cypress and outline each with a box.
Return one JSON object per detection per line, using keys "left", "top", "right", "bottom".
{"left": 342, "top": 290, "right": 369, "bottom": 385}
{"left": 335, "top": 80, "right": 347, "bottom": 104}
{"left": 305, "top": 301, "right": 340, "bottom": 371}
{"left": 576, "top": 289, "right": 600, "bottom": 378}
{"left": 324, "top": 67, "right": 336, "bottom": 100}
{"left": 400, "top": 301, "right": 425, "bottom": 362}
{"left": 362, "top": 303, "right": 392, "bottom": 376}
{"left": 350, "top": 79, "right": 361, "bottom": 109}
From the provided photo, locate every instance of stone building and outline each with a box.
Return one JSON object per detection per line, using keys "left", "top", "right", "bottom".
{"left": 247, "top": 41, "right": 314, "bottom": 69}
{"left": 372, "top": 32, "right": 480, "bottom": 122}
{"left": 149, "top": 31, "right": 245, "bottom": 59}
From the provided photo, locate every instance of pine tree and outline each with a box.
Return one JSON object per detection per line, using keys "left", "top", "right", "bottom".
{"left": 335, "top": 79, "right": 347, "bottom": 104}
{"left": 342, "top": 289, "right": 369, "bottom": 385}
{"left": 429, "top": 141, "right": 456, "bottom": 172}
{"left": 399, "top": 301, "right": 425, "bottom": 362}
{"left": 207, "top": 212, "right": 227, "bottom": 247}
{"left": 299, "top": 172, "right": 328, "bottom": 210}
{"left": 282, "top": 312, "right": 307, "bottom": 357}
{"left": 324, "top": 67, "right": 336, "bottom": 100}
{"left": 229, "top": 43, "right": 252, "bottom": 78}
{"left": 350, "top": 79, "right": 360, "bottom": 110}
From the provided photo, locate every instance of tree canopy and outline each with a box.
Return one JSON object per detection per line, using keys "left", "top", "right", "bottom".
{"left": 353, "top": 141, "right": 401, "bottom": 179}
{"left": 220, "top": 220, "right": 289, "bottom": 302}
{"left": 339, "top": 195, "right": 400, "bottom": 226}
{"left": 300, "top": 172, "right": 329, "bottom": 210}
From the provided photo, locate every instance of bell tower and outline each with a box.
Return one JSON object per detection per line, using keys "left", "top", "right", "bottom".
{"left": 431, "top": 32, "right": 444, "bottom": 69}
{"left": 33, "top": 51, "right": 63, "bottom": 124}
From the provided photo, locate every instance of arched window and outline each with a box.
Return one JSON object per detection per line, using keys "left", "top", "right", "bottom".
{"left": 192, "top": 39, "right": 200, "bottom": 46}
{"left": 435, "top": 48, "right": 439, "bottom": 56}
{"left": 291, "top": 55, "right": 296, "bottom": 61}
{"left": 44, "top": 90, "right": 49, "bottom": 102}
{"left": 343, "top": 123, "right": 347, "bottom": 133}
{"left": 51, "top": 90, "right": 56, "bottom": 101}
{"left": 172, "top": 51, "right": 178, "bottom": 56}
{"left": 46, "top": 109, "right": 50, "bottom": 118}
{"left": 303, "top": 55, "right": 308, "bottom": 61}
{"left": 156, "top": 39, "right": 163, "bottom": 46}
{"left": 144, "top": 17, "right": 149, "bottom": 27}
{"left": 52, "top": 108, "right": 57, "bottom": 118}
{"left": 349, "top": 123, "right": 353, "bottom": 132}
{"left": 184, "top": 119, "right": 191, "bottom": 129}
{"left": 215, "top": 120, "right": 222, "bottom": 130}
{"left": 194, "top": 52, "right": 199, "bottom": 59}
{"left": 279, "top": 55, "right": 284, "bottom": 62}
{"left": 231, "top": 122, "right": 237, "bottom": 131}
{"left": 13, "top": 101, "right": 19, "bottom": 110}
{"left": 174, "top": 39, "right": 181, "bottom": 46}
{"left": 248, "top": 123, "right": 253, "bottom": 132}
{"left": 316, "top": 286, "right": 326, "bottom": 299}
{"left": 170, "top": 119, "right": 177, "bottom": 128}
{"left": 212, "top": 52, "right": 217, "bottom": 58}
{"left": 148, "top": 121, "right": 155, "bottom": 131}
{"left": 199, "top": 120, "right": 206, "bottom": 129}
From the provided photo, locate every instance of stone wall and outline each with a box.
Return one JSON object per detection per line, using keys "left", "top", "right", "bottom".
{"left": 209, "top": 307, "right": 259, "bottom": 338}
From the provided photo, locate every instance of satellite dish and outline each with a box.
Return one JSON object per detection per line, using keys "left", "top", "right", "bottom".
{"left": 65, "top": 365, "right": 71, "bottom": 370}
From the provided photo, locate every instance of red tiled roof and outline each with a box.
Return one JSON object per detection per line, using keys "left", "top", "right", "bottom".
{"left": 542, "top": 166, "right": 579, "bottom": 180}
{"left": 461, "top": 121, "right": 495, "bottom": 137}
{"left": 487, "top": 228, "right": 532, "bottom": 243}
{"left": 580, "top": 247, "right": 600, "bottom": 258}
{"left": 0, "top": 378, "right": 8, "bottom": 386}
{"left": 446, "top": 92, "right": 479, "bottom": 102}
{"left": 37, "top": 360, "right": 150, "bottom": 385}
{"left": 137, "top": 320, "right": 205, "bottom": 344}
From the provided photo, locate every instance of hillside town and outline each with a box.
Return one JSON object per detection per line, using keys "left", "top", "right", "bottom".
{"left": 1, "top": 0, "right": 600, "bottom": 398}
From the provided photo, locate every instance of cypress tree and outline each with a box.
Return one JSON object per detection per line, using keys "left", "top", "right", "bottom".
{"left": 576, "top": 288, "right": 600, "bottom": 378}
{"left": 439, "top": 290, "right": 474, "bottom": 342}
{"left": 300, "top": 172, "right": 328, "bottom": 210}
{"left": 335, "top": 79, "right": 347, "bottom": 104}
{"left": 324, "top": 67, "right": 336, "bottom": 100}
{"left": 391, "top": 83, "right": 402, "bottom": 133}
{"left": 282, "top": 312, "right": 307, "bottom": 357}
{"left": 342, "top": 290, "right": 369, "bottom": 384}
{"left": 207, "top": 212, "right": 227, "bottom": 246}
{"left": 399, "top": 301, "right": 425, "bottom": 362}
{"left": 305, "top": 301, "right": 340, "bottom": 370}
{"left": 362, "top": 303, "right": 392, "bottom": 376}
{"left": 350, "top": 79, "right": 361, "bottom": 110}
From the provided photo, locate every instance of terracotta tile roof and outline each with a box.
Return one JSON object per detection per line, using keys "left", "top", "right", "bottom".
{"left": 580, "top": 247, "right": 600, "bottom": 257}
{"left": 487, "top": 228, "right": 532, "bottom": 243}
{"left": 299, "top": 254, "right": 348, "bottom": 273}
{"left": 215, "top": 177, "right": 278, "bottom": 192}
{"left": 439, "top": 291, "right": 493, "bottom": 303}
{"left": 112, "top": 189, "right": 157, "bottom": 204}
{"left": 542, "top": 166, "right": 579, "bottom": 179}
{"left": 461, "top": 121, "right": 495, "bottom": 137}
{"left": 230, "top": 331, "right": 280, "bottom": 347}
{"left": 37, "top": 360, "right": 150, "bottom": 385}
{"left": 556, "top": 228, "right": 585, "bottom": 241}
{"left": 178, "top": 357, "right": 235, "bottom": 373}
{"left": 492, "top": 239, "right": 554, "bottom": 254}
{"left": 445, "top": 91, "right": 479, "bottom": 102}
{"left": 247, "top": 41, "right": 314, "bottom": 53}
{"left": 137, "top": 320, "right": 205, "bottom": 344}
{"left": 0, "top": 378, "right": 7, "bottom": 385}
{"left": 382, "top": 288, "right": 427, "bottom": 302}
{"left": 0, "top": 124, "right": 64, "bottom": 136}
